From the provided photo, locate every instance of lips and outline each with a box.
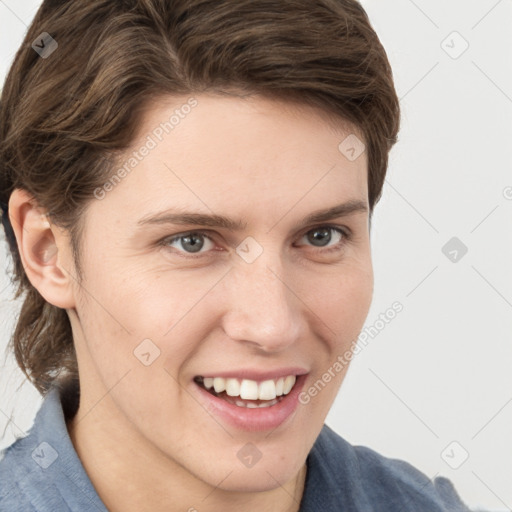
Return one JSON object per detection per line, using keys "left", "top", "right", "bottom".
{"left": 192, "top": 372, "right": 308, "bottom": 431}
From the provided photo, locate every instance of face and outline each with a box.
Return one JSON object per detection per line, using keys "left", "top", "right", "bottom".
{"left": 67, "top": 93, "right": 373, "bottom": 492}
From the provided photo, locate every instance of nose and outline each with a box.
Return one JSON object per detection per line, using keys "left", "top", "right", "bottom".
{"left": 220, "top": 257, "right": 304, "bottom": 353}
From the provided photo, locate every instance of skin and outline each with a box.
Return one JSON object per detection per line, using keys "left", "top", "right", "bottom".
{"left": 9, "top": 93, "right": 373, "bottom": 512}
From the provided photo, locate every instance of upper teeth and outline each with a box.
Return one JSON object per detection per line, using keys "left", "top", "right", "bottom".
{"left": 202, "top": 376, "right": 296, "bottom": 400}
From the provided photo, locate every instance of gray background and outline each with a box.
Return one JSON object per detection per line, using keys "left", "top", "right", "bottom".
{"left": 1, "top": 1, "right": 511, "bottom": 510}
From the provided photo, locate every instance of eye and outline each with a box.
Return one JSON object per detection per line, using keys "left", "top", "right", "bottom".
{"left": 163, "top": 231, "right": 216, "bottom": 256}
{"left": 296, "top": 226, "right": 350, "bottom": 253}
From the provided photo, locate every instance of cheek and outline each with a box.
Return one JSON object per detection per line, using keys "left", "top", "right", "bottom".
{"left": 340, "top": 268, "right": 373, "bottom": 323}
{"left": 75, "top": 261, "right": 220, "bottom": 378}
{"left": 79, "top": 259, "right": 181, "bottom": 335}
{"left": 303, "top": 260, "right": 373, "bottom": 340}
{"left": 297, "top": 265, "right": 372, "bottom": 416}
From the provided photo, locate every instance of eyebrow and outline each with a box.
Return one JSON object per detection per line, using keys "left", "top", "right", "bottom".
{"left": 137, "top": 199, "right": 368, "bottom": 231}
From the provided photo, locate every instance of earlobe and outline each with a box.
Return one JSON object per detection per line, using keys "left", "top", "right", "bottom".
{"left": 8, "top": 188, "right": 76, "bottom": 309}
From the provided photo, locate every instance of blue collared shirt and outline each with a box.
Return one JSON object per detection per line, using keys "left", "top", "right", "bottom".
{"left": 0, "top": 384, "right": 471, "bottom": 511}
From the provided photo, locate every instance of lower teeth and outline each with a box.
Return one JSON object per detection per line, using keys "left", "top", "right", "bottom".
{"left": 234, "top": 398, "right": 279, "bottom": 408}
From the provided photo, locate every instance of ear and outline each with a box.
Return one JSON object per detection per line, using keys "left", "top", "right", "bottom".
{"left": 8, "top": 188, "right": 77, "bottom": 309}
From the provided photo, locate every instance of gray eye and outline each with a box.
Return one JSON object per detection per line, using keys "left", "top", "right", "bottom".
{"left": 302, "top": 227, "right": 343, "bottom": 249}
{"left": 306, "top": 227, "right": 333, "bottom": 247}
{"left": 167, "top": 233, "right": 214, "bottom": 254}
{"left": 180, "top": 234, "right": 204, "bottom": 252}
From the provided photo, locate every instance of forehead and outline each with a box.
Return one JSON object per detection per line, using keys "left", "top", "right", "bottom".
{"left": 93, "top": 93, "right": 368, "bottom": 226}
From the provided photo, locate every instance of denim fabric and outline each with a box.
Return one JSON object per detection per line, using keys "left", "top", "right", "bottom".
{"left": 1, "top": 385, "right": 471, "bottom": 511}
{"left": 299, "top": 425, "right": 471, "bottom": 511}
{"left": 0, "top": 386, "right": 108, "bottom": 512}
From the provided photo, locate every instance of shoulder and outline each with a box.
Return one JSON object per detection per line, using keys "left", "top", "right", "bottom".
{"left": 0, "top": 432, "right": 44, "bottom": 510}
{"left": 303, "top": 424, "right": 471, "bottom": 511}
{"left": 352, "top": 442, "right": 470, "bottom": 510}
{"left": 0, "top": 384, "right": 84, "bottom": 511}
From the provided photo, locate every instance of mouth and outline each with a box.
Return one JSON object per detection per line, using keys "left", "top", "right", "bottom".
{"left": 192, "top": 370, "right": 308, "bottom": 431}
{"left": 193, "top": 375, "right": 297, "bottom": 409}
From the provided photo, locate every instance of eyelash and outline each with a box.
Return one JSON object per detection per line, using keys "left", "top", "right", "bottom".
{"left": 158, "top": 225, "right": 352, "bottom": 259}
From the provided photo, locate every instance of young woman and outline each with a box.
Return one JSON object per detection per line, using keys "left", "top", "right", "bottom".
{"left": 0, "top": 1, "right": 471, "bottom": 510}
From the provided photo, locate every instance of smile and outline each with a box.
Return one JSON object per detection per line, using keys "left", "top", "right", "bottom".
{"left": 194, "top": 375, "right": 297, "bottom": 408}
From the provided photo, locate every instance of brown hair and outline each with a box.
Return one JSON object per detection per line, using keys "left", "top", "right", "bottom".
{"left": 0, "top": 0, "right": 400, "bottom": 396}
